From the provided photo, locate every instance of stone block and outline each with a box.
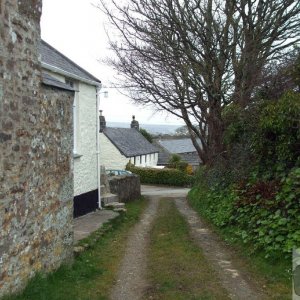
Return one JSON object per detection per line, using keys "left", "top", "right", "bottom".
{"left": 108, "top": 174, "right": 141, "bottom": 202}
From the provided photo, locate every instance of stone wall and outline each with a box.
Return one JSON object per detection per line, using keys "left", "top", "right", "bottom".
{"left": 0, "top": 1, "right": 74, "bottom": 297}
{"left": 108, "top": 175, "right": 141, "bottom": 202}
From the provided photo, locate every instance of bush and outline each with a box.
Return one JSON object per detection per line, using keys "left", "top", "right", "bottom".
{"left": 126, "top": 164, "right": 195, "bottom": 187}
{"left": 168, "top": 154, "right": 189, "bottom": 172}
{"left": 189, "top": 167, "right": 300, "bottom": 257}
{"left": 254, "top": 91, "right": 300, "bottom": 172}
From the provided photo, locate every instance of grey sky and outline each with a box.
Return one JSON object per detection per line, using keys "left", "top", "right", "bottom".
{"left": 40, "top": 0, "right": 184, "bottom": 125}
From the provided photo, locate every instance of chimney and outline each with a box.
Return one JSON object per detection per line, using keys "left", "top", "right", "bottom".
{"left": 130, "top": 115, "right": 139, "bottom": 130}
{"left": 99, "top": 110, "right": 106, "bottom": 132}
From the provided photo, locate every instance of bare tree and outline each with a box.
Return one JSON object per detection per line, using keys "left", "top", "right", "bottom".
{"left": 99, "top": 0, "right": 300, "bottom": 164}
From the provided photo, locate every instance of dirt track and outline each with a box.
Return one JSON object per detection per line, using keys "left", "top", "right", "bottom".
{"left": 110, "top": 185, "right": 264, "bottom": 300}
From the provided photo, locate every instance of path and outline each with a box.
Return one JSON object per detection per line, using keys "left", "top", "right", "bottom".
{"left": 73, "top": 210, "right": 118, "bottom": 242}
{"left": 175, "top": 197, "right": 263, "bottom": 300}
{"left": 110, "top": 196, "right": 159, "bottom": 300}
{"left": 110, "top": 185, "right": 263, "bottom": 300}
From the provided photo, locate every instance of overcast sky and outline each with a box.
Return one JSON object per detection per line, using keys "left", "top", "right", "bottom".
{"left": 40, "top": 0, "right": 184, "bottom": 125}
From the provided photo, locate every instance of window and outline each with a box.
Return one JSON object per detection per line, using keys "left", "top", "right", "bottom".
{"left": 140, "top": 155, "right": 142, "bottom": 163}
{"left": 134, "top": 157, "right": 136, "bottom": 165}
{"left": 145, "top": 155, "right": 147, "bottom": 163}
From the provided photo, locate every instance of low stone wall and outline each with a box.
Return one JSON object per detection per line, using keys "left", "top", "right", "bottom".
{"left": 108, "top": 175, "right": 141, "bottom": 202}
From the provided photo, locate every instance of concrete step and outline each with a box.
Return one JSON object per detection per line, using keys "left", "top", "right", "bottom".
{"left": 104, "top": 202, "right": 125, "bottom": 209}
{"left": 114, "top": 207, "right": 127, "bottom": 213}
{"left": 102, "top": 193, "right": 118, "bottom": 205}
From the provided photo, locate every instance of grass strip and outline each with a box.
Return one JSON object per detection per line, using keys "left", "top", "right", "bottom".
{"left": 188, "top": 195, "right": 291, "bottom": 300}
{"left": 3, "top": 198, "right": 147, "bottom": 300}
{"left": 145, "top": 198, "right": 230, "bottom": 300}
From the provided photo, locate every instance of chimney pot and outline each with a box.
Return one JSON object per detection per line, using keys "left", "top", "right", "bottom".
{"left": 99, "top": 111, "right": 106, "bottom": 132}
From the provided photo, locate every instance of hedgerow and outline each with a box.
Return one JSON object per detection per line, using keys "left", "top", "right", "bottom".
{"left": 126, "top": 164, "right": 195, "bottom": 187}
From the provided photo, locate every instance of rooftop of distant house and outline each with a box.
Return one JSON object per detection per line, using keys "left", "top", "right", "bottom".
{"left": 157, "top": 138, "right": 199, "bottom": 154}
{"left": 103, "top": 127, "right": 159, "bottom": 157}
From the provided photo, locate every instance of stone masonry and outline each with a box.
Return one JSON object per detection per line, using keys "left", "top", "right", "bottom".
{"left": 108, "top": 175, "right": 141, "bottom": 203}
{"left": 0, "top": 1, "right": 74, "bottom": 297}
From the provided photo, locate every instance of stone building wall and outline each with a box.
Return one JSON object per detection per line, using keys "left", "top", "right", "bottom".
{"left": 0, "top": 1, "right": 74, "bottom": 297}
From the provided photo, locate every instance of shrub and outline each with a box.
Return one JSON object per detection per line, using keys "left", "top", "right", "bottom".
{"left": 189, "top": 167, "right": 300, "bottom": 257}
{"left": 254, "top": 91, "right": 300, "bottom": 172}
{"left": 168, "top": 154, "right": 189, "bottom": 173}
{"left": 185, "top": 164, "right": 193, "bottom": 175}
{"left": 126, "top": 164, "right": 195, "bottom": 187}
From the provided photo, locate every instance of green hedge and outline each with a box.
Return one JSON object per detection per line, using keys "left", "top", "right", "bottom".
{"left": 189, "top": 167, "right": 300, "bottom": 257}
{"left": 127, "top": 165, "right": 195, "bottom": 187}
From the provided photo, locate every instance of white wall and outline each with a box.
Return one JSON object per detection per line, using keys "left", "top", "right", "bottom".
{"left": 73, "top": 81, "right": 98, "bottom": 196}
{"left": 100, "top": 133, "right": 131, "bottom": 170}
{"left": 134, "top": 153, "right": 158, "bottom": 167}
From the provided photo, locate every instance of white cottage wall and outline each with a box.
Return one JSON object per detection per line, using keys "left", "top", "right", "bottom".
{"left": 73, "top": 82, "right": 98, "bottom": 196}
{"left": 100, "top": 133, "right": 131, "bottom": 169}
{"left": 134, "top": 153, "right": 158, "bottom": 167}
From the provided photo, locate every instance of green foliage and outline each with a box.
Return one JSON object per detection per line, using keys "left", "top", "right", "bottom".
{"left": 192, "top": 92, "right": 300, "bottom": 256}
{"left": 222, "top": 102, "right": 259, "bottom": 146}
{"left": 139, "top": 128, "right": 153, "bottom": 143}
{"left": 188, "top": 184, "right": 237, "bottom": 227}
{"left": 169, "top": 153, "right": 181, "bottom": 164}
{"left": 254, "top": 91, "right": 300, "bottom": 171}
{"left": 189, "top": 167, "right": 300, "bottom": 257}
{"left": 126, "top": 164, "right": 195, "bottom": 187}
{"left": 168, "top": 154, "right": 189, "bottom": 172}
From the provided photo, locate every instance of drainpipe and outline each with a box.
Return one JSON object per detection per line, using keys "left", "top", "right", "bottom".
{"left": 96, "top": 85, "right": 102, "bottom": 209}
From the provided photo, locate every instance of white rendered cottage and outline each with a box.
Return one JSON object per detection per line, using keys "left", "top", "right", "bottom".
{"left": 39, "top": 40, "right": 102, "bottom": 217}
{"left": 99, "top": 113, "right": 159, "bottom": 170}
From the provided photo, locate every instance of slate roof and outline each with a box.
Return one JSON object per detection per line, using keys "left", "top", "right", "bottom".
{"left": 157, "top": 138, "right": 199, "bottom": 154}
{"left": 155, "top": 138, "right": 202, "bottom": 166}
{"left": 103, "top": 127, "right": 159, "bottom": 157}
{"left": 42, "top": 72, "right": 75, "bottom": 91}
{"left": 153, "top": 140, "right": 170, "bottom": 164}
{"left": 179, "top": 152, "right": 201, "bottom": 166}
{"left": 39, "top": 40, "right": 101, "bottom": 84}
{"left": 157, "top": 151, "right": 201, "bottom": 166}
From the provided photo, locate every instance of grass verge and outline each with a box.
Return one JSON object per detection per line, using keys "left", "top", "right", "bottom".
{"left": 145, "top": 198, "right": 230, "bottom": 300}
{"left": 188, "top": 192, "right": 291, "bottom": 300}
{"left": 3, "top": 198, "right": 147, "bottom": 300}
